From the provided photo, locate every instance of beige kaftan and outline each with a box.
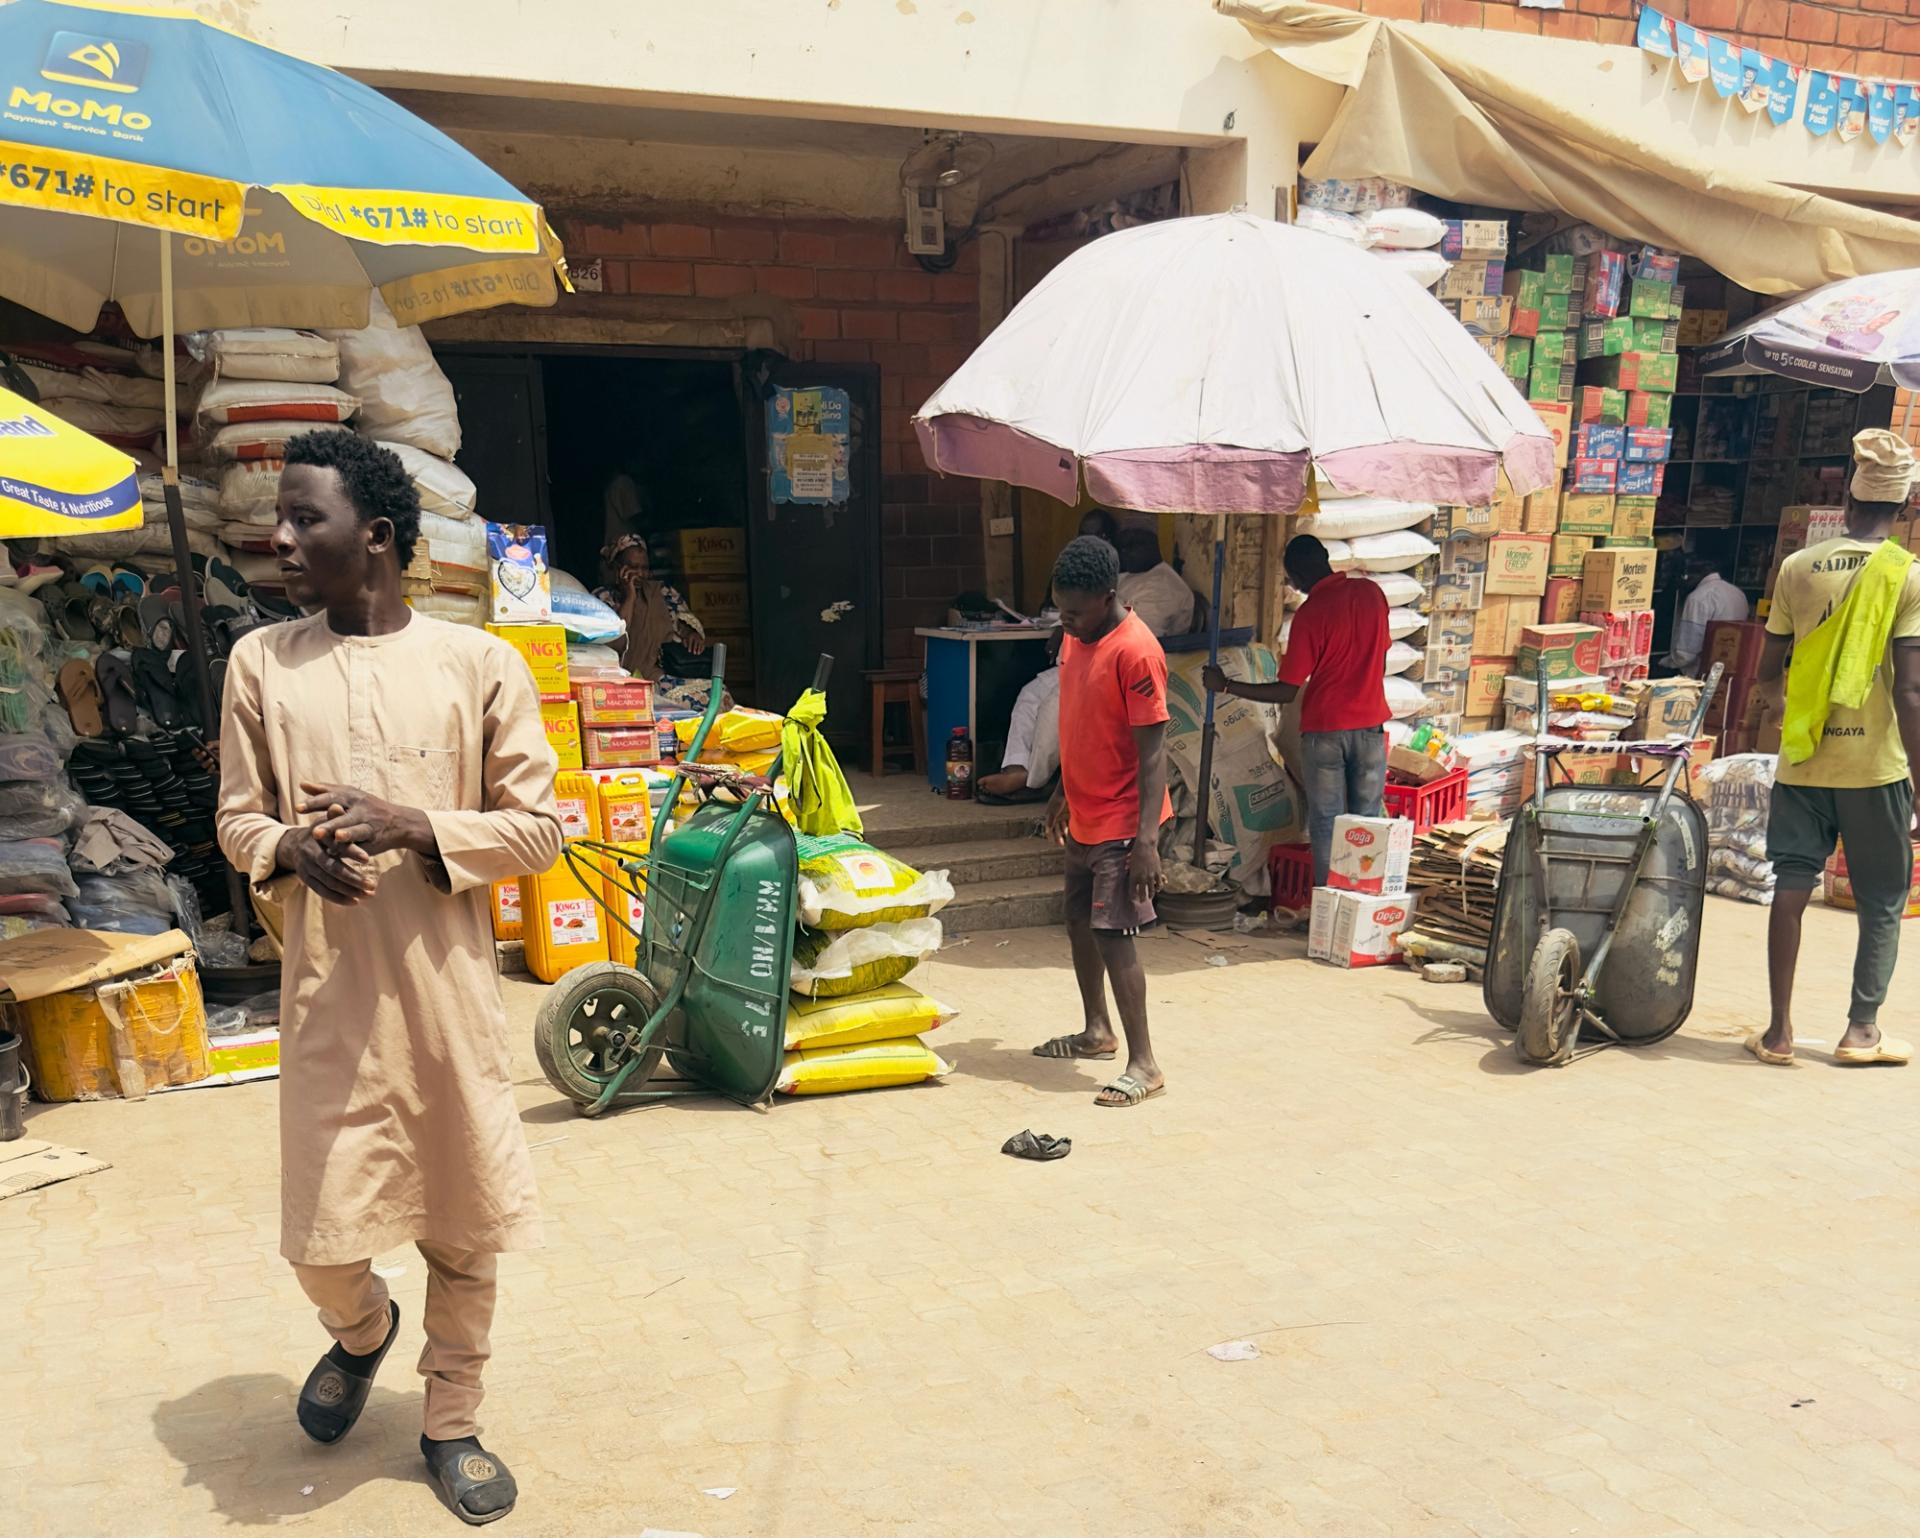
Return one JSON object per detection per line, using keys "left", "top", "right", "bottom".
{"left": 216, "top": 614, "right": 562, "bottom": 1266}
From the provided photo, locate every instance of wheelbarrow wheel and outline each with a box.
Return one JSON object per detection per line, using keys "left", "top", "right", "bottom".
{"left": 1517, "top": 927, "right": 1582, "bottom": 1067}
{"left": 535, "top": 962, "right": 669, "bottom": 1108}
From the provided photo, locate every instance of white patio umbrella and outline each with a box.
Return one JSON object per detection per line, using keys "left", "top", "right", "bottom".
{"left": 914, "top": 212, "right": 1556, "bottom": 870}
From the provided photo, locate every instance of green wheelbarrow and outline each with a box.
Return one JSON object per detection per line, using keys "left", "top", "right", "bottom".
{"left": 533, "top": 649, "right": 829, "bottom": 1115}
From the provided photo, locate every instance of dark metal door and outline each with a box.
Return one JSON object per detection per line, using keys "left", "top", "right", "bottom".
{"left": 435, "top": 352, "right": 552, "bottom": 529}
{"left": 743, "top": 359, "right": 881, "bottom": 749}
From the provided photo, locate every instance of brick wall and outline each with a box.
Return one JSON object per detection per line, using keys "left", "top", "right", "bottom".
{"left": 1327, "top": 0, "right": 1920, "bottom": 73}
{"left": 555, "top": 214, "right": 983, "bottom": 665}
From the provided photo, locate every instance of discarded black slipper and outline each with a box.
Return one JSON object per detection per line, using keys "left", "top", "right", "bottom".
{"left": 1001, "top": 1129, "right": 1071, "bottom": 1161}
{"left": 296, "top": 1300, "right": 400, "bottom": 1445}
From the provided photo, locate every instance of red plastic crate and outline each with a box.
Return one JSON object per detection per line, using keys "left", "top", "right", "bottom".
{"left": 1382, "top": 767, "right": 1469, "bottom": 831}
{"left": 1268, "top": 843, "right": 1313, "bottom": 912}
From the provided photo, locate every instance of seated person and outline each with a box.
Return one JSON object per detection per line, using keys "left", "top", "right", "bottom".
{"left": 977, "top": 631, "right": 1063, "bottom": 800}
{"left": 1114, "top": 527, "right": 1198, "bottom": 638}
{"left": 595, "top": 534, "right": 707, "bottom": 681}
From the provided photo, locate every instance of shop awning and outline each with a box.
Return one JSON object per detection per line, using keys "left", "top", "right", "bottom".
{"left": 1219, "top": 0, "right": 1920, "bottom": 294}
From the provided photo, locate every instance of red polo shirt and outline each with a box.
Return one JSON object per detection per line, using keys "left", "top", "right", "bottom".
{"left": 1278, "top": 572, "right": 1390, "bottom": 733}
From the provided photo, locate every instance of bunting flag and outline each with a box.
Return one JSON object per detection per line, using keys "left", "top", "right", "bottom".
{"left": 1768, "top": 59, "right": 1800, "bottom": 126}
{"left": 1898, "top": 85, "right": 1920, "bottom": 147}
{"left": 1635, "top": 5, "right": 1918, "bottom": 151}
{"left": 1804, "top": 69, "right": 1840, "bottom": 136}
{"left": 1868, "top": 82, "right": 1897, "bottom": 144}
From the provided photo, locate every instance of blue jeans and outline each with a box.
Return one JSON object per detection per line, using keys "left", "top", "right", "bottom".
{"left": 1302, "top": 728, "right": 1387, "bottom": 887}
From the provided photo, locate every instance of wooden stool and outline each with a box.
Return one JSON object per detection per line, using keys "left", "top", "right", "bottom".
{"left": 865, "top": 667, "right": 925, "bottom": 777}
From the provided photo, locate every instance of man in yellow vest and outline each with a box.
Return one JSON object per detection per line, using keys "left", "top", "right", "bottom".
{"left": 1748, "top": 429, "right": 1920, "bottom": 1067}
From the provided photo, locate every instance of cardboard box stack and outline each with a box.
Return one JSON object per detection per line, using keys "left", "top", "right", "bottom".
{"left": 1435, "top": 219, "right": 1515, "bottom": 372}
{"left": 1701, "top": 616, "right": 1770, "bottom": 742}
{"left": 487, "top": 620, "right": 578, "bottom": 769}
{"left": 673, "top": 526, "right": 752, "bottom": 692}
{"left": 1308, "top": 814, "right": 1419, "bottom": 969}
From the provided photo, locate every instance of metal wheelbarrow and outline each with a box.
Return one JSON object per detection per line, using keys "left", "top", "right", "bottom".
{"left": 533, "top": 650, "right": 832, "bottom": 1113}
{"left": 1485, "top": 663, "right": 1722, "bottom": 1066}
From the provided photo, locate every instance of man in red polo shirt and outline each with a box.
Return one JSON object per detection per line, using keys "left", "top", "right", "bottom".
{"left": 1031, "top": 535, "right": 1172, "bottom": 1108}
{"left": 1204, "top": 533, "right": 1390, "bottom": 887}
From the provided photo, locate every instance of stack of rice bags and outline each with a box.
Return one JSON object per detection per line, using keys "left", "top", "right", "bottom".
{"left": 320, "top": 295, "right": 484, "bottom": 625}
{"left": 1291, "top": 483, "right": 1440, "bottom": 732}
{"left": 1294, "top": 181, "right": 1452, "bottom": 293}
{"left": 2, "top": 342, "right": 224, "bottom": 570}
{"left": 3, "top": 340, "right": 172, "bottom": 456}
{"left": 783, "top": 834, "right": 956, "bottom": 1095}
{"left": 193, "top": 328, "right": 357, "bottom": 597}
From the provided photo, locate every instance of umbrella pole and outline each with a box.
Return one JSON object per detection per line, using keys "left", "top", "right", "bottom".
{"left": 1191, "top": 517, "right": 1226, "bottom": 870}
{"left": 158, "top": 233, "right": 251, "bottom": 929}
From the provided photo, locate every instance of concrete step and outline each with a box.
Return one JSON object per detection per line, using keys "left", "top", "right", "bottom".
{"left": 940, "top": 874, "right": 1064, "bottom": 934}
{"left": 912, "top": 836, "right": 1064, "bottom": 886}
{"left": 863, "top": 803, "right": 1046, "bottom": 850}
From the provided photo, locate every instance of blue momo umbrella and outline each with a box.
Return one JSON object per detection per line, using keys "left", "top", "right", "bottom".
{"left": 0, "top": 0, "right": 569, "bottom": 924}
{"left": 0, "top": 0, "right": 566, "bottom": 336}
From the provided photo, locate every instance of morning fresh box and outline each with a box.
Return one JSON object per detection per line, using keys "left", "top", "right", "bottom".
{"left": 1326, "top": 814, "right": 1414, "bottom": 896}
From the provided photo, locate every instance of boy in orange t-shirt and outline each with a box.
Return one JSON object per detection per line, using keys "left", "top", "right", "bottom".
{"left": 1032, "top": 536, "right": 1172, "bottom": 1108}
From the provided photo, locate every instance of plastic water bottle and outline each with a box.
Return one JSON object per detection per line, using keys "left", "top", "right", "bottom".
{"left": 945, "top": 727, "right": 974, "bottom": 799}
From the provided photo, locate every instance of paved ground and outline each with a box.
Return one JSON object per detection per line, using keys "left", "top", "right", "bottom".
{"left": 7, "top": 894, "right": 1919, "bottom": 1538}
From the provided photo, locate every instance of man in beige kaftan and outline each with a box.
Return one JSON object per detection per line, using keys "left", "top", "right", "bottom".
{"left": 217, "top": 431, "right": 560, "bottom": 1524}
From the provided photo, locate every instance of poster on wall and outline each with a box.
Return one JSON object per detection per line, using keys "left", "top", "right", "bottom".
{"left": 768, "top": 385, "right": 852, "bottom": 505}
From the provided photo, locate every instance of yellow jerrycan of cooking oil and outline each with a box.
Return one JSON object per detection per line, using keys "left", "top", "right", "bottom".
{"left": 490, "top": 879, "right": 523, "bottom": 942}
{"left": 596, "top": 774, "right": 654, "bottom": 968}
{"left": 523, "top": 771, "right": 610, "bottom": 982}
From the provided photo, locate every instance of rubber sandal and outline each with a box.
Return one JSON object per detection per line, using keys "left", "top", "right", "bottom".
{"left": 1032, "top": 1034, "right": 1117, "bottom": 1061}
{"left": 297, "top": 1300, "right": 399, "bottom": 1445}
{"left": 421, "top": 1436, "right": 518, "bottom": 1525}
{"left": 1833, "top": 1035, "right": 1911, "bottom": 1066}
{"left": 56, "top": 658, "right": 106, "bottom": 738}
{"left": 138, "top": 594, "right": 175, "bottom": 651}
{"left": 1745, "top": 1033, "right": 1795, "bottom": 1066}
{"left": 1001, "top": 1129, "right": 1072, "bottom": 1161}
{"left": 93, "top": 652, "right": 139, "bottom": 736}
{"left": 1094, "top": 1073, "right": 1165, "bottom": 1108}
{"left": 133, "top": 648, "right": 183, "bottom": 728}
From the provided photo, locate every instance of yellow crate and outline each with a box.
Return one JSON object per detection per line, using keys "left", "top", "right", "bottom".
{"left": 17, "top": 959, "right": 209, "bottom": 1102}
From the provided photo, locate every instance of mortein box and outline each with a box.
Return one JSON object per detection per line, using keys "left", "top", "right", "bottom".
{"left": 1309, "top": 888, "right": 1420, "bottom": 969}
{"left": 1326, "top": 814, "right": 1414, "bottom": 896}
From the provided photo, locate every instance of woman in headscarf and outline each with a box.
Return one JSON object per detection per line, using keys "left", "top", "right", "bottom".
{"left": 594, "top": 534, "right": 707, "bottom": 682}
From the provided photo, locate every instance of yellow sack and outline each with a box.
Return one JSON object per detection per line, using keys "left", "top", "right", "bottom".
{"left": 796, "top": 834, "right": 954, "bottom": 930}
{"left": 776, "top": 1036, "right": 953, "bottom": 1095}
{"left": 676, "top": 706, "right": 783, "bottom": 755}
{"left": 790, "top": 918, "right": 942, "bottom": 998}
{"left": 785, "top": 983, "right": 954, "bottom": 1051}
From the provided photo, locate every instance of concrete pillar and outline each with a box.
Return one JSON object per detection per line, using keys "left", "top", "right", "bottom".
{"left": 977, "top": 225, "right": 1019, "bottom": 601}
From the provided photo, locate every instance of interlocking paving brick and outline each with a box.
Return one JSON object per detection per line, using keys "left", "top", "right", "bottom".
{"left": 7, "top": 896, "right": 1919, "bottom": 1536}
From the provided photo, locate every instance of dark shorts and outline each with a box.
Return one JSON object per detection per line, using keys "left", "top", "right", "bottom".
{"left": 1064, "top": 835, "right": 1157, "bottom": 934}
{"left": 1766, "top": 780, "right": 1915, "bottom": 892}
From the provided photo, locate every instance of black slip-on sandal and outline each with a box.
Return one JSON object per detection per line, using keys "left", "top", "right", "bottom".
{"left": 297, "top": 1300, "right": 400, "bottom": 1445}
{"left": 421, "top": 1436, "right": 519, "bottom": 1525}
{"left": 1001, "top": 1129, "right": 1072, "bottom": 1161}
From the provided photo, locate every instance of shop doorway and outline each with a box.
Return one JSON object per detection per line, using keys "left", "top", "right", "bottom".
{"left": 435, "top": 346, "right": 881, "bottom": 747}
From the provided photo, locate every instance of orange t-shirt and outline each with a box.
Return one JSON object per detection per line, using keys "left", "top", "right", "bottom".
{"left": 1058, "top": 609, "right": 1174, "bottom": 844}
